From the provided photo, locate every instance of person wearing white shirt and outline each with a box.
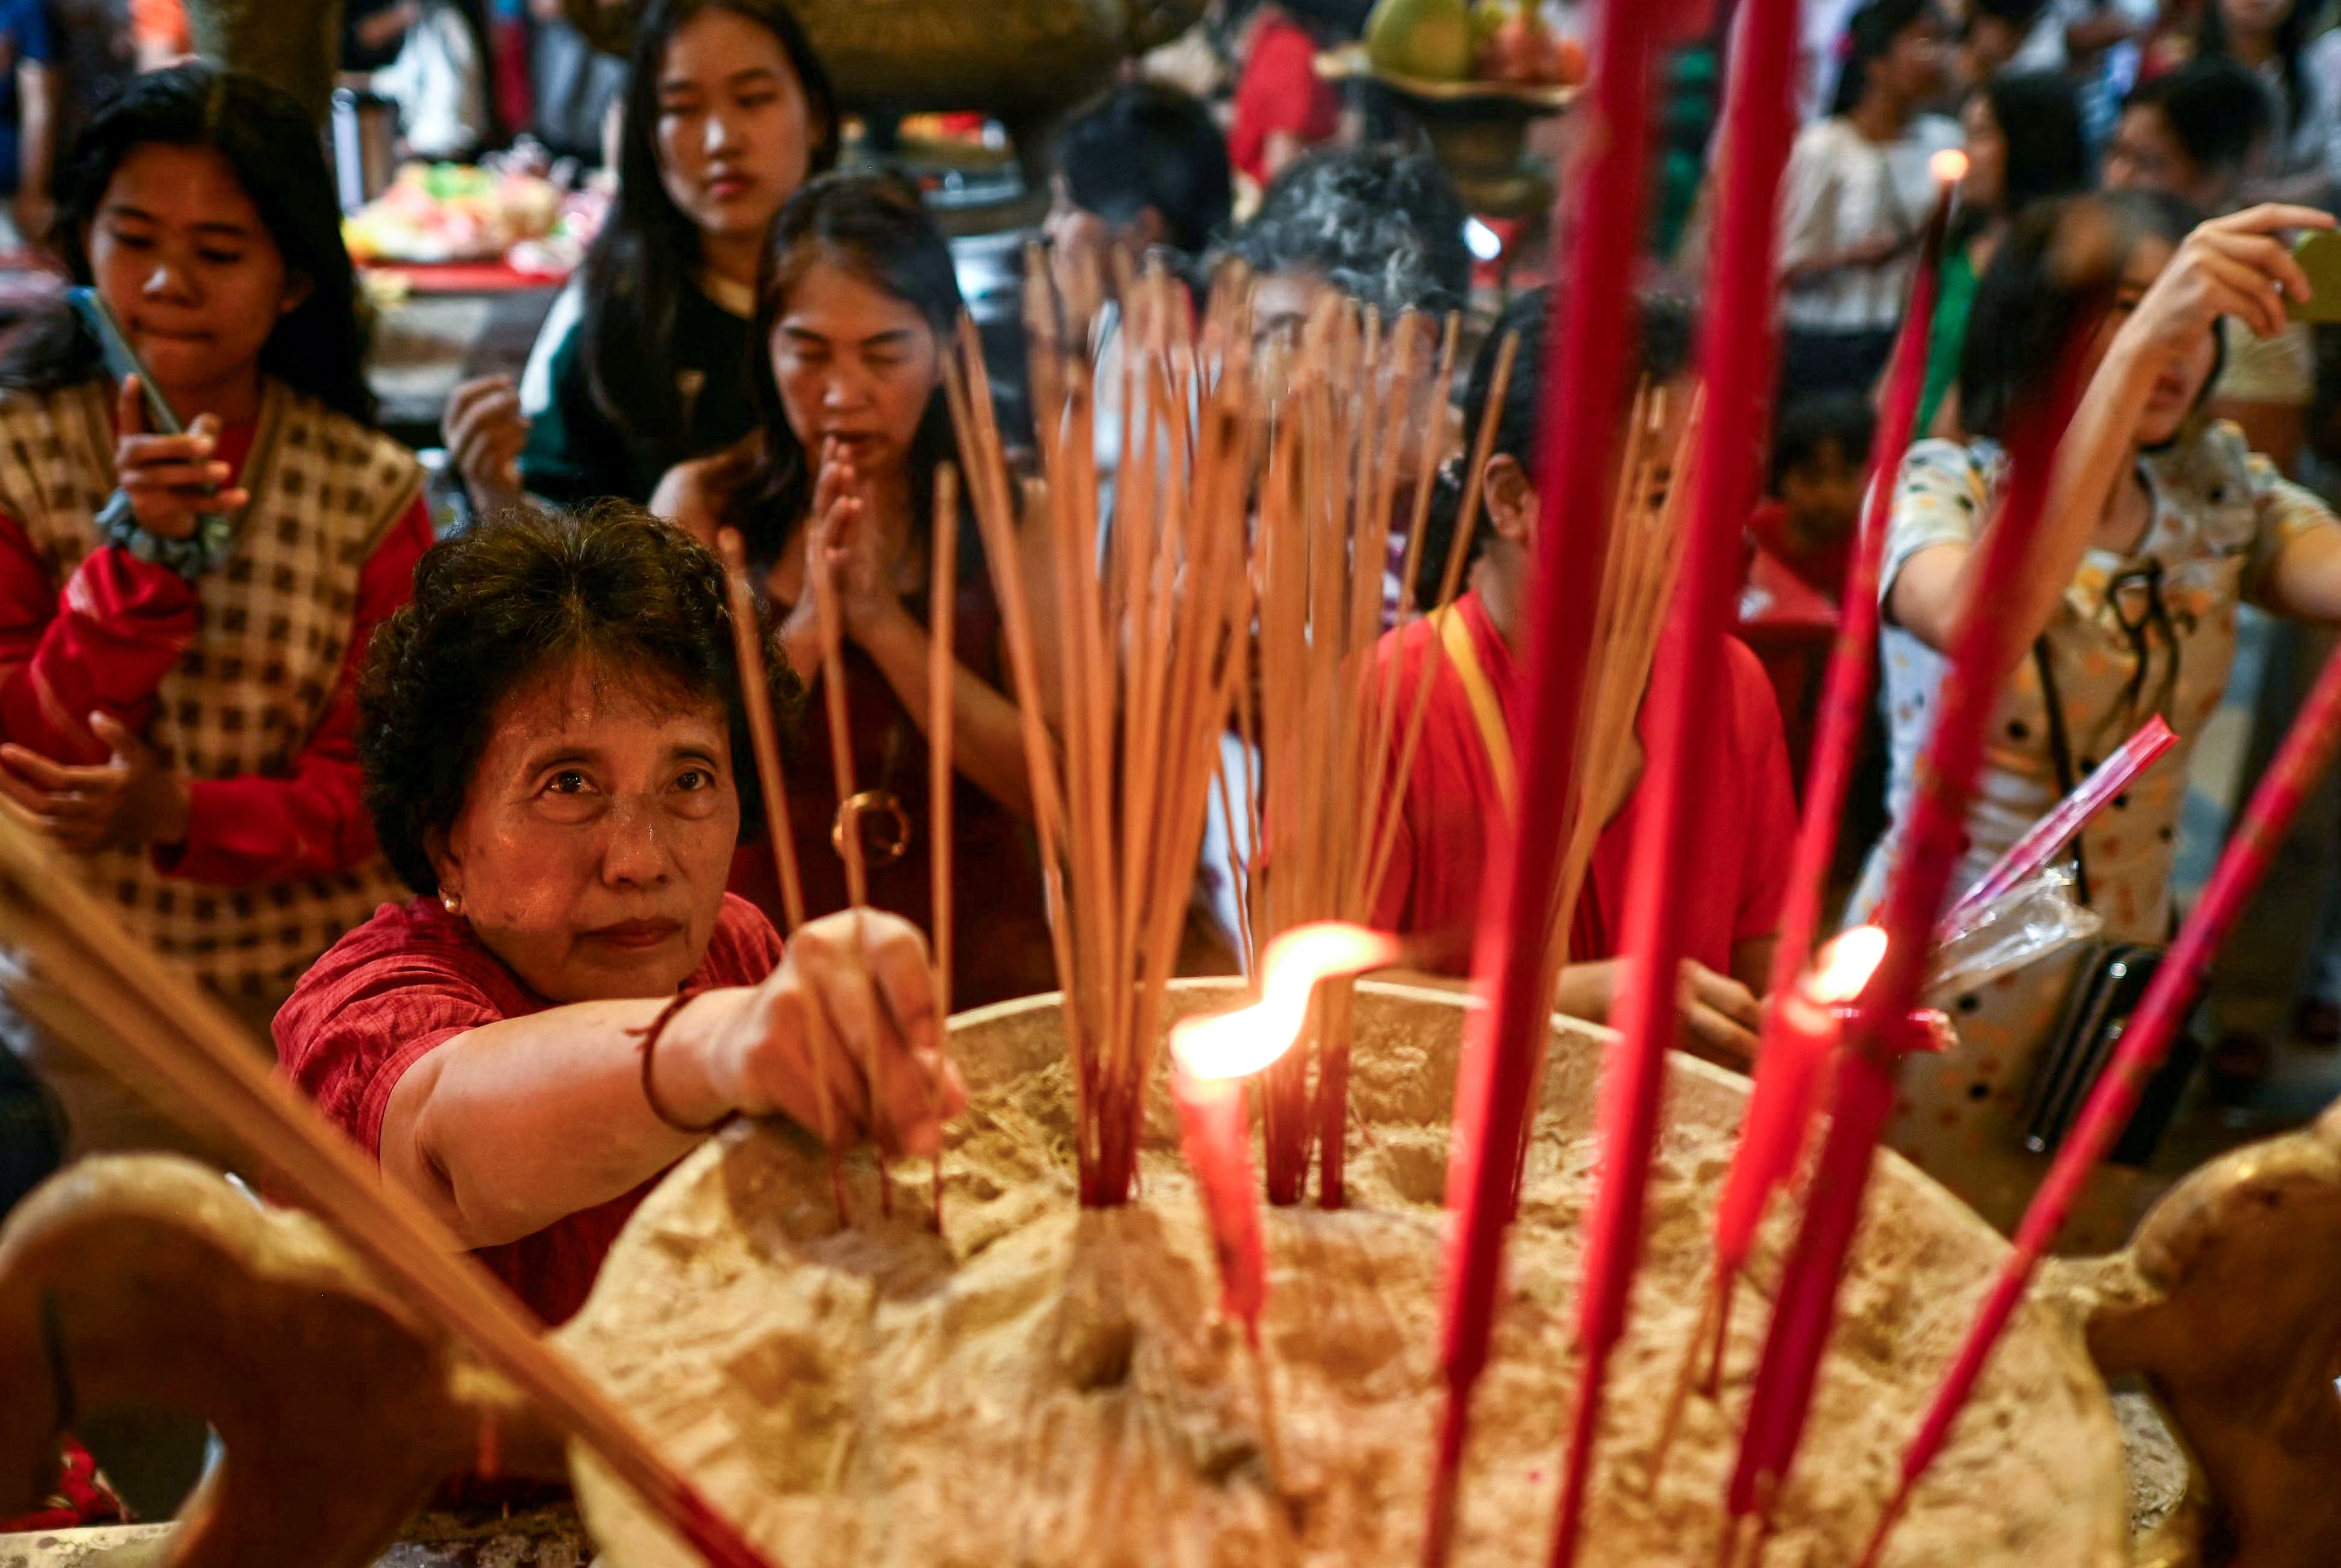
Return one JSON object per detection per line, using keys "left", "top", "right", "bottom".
{"left": 1778, "top": 0, "right": 1961, "bottom": 398}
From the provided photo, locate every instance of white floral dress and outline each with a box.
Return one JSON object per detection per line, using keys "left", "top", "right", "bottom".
{"left": 1854, "top": 423, "right": 2337, "bottom": 1247}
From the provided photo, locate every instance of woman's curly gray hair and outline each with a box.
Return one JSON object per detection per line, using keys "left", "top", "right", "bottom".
{"left": 1219, "top": 146, "right": 1473, "bottom": 316}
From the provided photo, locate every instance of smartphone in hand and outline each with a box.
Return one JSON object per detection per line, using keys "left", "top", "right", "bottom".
{"left": 2288, "top": 230, "right": 2341, "bottom": 325}
{"left": 66, "top": 286, "right": 187, "bottom": 434}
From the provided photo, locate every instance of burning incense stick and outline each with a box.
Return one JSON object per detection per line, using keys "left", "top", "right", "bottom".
{"left": 1421, "top": 0, "right": 1665, "bottom": 1554}
{"left": 1725, "top": 322, "right": 2098, "bottom": 1540}
{"left": 1859, "top": 636, "right": 2341, "bottom": 1567}
{"left": 1544, "top": 0, "right": 1801, "bottom": 1552}
{"left": 716, "top": 528, "right": 849, "bottom": 1227}
{"left": 0, "top": 804, "right": 788, "bottom": 1568}
{"left": 1693, "top": 148, "right": 1963, "bottom": 1399}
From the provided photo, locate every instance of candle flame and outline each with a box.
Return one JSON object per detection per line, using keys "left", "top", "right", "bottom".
{"left": 1170, "top": 921, "right": 1402, "bottom": 1080}
{"left": 1930, "top": 149, "right": 1969, "bottom": 185}
{"left": 1805, "top": 925, "right": 1888, "bottom": 1006}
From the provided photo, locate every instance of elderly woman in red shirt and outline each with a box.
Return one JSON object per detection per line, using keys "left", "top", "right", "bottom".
{"left": 1371, "top": 289, "right": 1798, "bottom": 1065}
{"left": 277, "top": 504, "right": 962, "bottom": 1325}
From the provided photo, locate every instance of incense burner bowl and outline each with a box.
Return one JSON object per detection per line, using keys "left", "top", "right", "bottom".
{"left": 554, "top": 980, "right": 2130, "bottom": 1568}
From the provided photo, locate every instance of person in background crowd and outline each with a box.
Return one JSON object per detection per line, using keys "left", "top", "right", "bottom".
{"left": 0, "top": 0, "right": 58, "bottom": 242}
{"left": 129, "top": 0, "right": 187, "bottom": 71}
{"left": 1044, "top": 82, "right": 1233, "bottom": 509}
{"left": 1742, "top": 392, "right": 1880, "bottom": 789}
{"left": 1223, "top": 145, "right": 1471, "bottom": 337}
{"left": 1752, "top": 392, "right": 1878, "bottom": 607}
{"left": 2193, "top": 0, "right": 2341, "bottom": 207}
{"left": 1044, "top": 81, "right": 1232, "bottom": 315}
{"left": 1227, "top": 0, "right": 1349, "bottom": 193}
{"left": 1372, "top": 287, "right": 1797, "bottom": 1065}
{"left": 1920, "top": 69, "right": 2093, "bottom": 436}
{"left": 1861, "top": 192, "right": 2341, "bottom": 1243}
{"left": 2103, "top": 55, "right": 2274, "bottom": 213}
{"left": 282, "top": 504, "right": 960, "bottom": 1327}
{"left": 652, "top": 174, "right": 1059, "bottom": 1010}
{"left": 440, "top": 0, "right": 836, "bottom": 513}
{"left": 0, "top": 67, "right": 430, "bottom": 1166}
{"left": 1778, "top": 0, "right": 1962, "bottom": 400}
{"left": 50, "top": 0, "right": 132, "bottom": 153}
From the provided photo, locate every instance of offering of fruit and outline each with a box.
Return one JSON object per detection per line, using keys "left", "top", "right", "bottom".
{"left": 1469, "top": 0, "right": 1585, "bottom": 86}
{"left": 342, "top": 162, "right": 566, "bottom": 266}
{"left": 1365, "top": 0, "right": 1478, "bottom": 82}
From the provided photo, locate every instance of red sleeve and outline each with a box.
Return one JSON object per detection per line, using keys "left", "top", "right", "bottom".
{"left": 1230, "top": 20, "right": 1340, "bottom": 178}
{"left": 704, "top": 891, "right": 786, "bottom": 983}
{"left": 0, "top": 512, "right": 201, "bottom": 765}
{"left": 1726, "top": 636, "right": 1799, "bottom": 945}
{"left": 157, "top": 497, "right": 433, "bottom": 885}
{"left": 275, "top": 905, "right": 509, "bottom": 1159}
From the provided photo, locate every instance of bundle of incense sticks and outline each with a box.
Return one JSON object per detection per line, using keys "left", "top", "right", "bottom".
{"left": 0, "top": 802, "right": 785, "bottom": 1568}
{"left": 1235, "top": 298, "right": 1455, "bottom": 1208}
{"left": 1533, "top": 385, "right": 1700, "bottom": 1027}
{"left": 941, "top": 261, "right": 1254, "bottom": 1206}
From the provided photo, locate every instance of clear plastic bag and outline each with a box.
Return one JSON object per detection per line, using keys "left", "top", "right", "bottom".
{"left": 1925, "top": 865, "right": 2102, "bottom": 1004}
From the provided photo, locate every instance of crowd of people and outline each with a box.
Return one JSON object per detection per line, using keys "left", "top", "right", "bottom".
{"left": 1, "top": 0, "right": 2339, "bottom": 1523}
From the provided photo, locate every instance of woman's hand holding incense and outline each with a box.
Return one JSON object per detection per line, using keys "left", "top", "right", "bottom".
{"left": 688, "top": 909, "right": 965, "bottom": 1158}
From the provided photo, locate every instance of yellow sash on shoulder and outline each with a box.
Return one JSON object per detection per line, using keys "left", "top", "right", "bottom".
{"left": 1431, "top": 604, "right": 1517, "bottom": 815}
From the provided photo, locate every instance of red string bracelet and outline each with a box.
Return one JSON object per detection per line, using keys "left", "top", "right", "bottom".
{"left": 634, "top": 988, "right": 735, "bottom": 1135}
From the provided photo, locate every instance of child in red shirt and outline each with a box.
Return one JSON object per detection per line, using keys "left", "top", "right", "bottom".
{"left": 1371, "top": 289, "right": 1797, "bottom": 1064}
{"left": 1740, "top": 391, "right": 1874, "bottom": 785}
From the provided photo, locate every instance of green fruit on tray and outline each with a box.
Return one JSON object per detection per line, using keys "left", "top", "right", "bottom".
{"left": 1365, "top": 0, "right": 1478, "bottom": 82}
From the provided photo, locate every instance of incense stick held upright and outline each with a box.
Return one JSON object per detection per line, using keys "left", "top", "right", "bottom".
{"left": 1696, "top": 151, "right": 1962, "bottom": 1394}
{"left": 1421, "top": 0, "right": 1665, "bottom": 1555}
{"left": 1725, "top": 321, "right": 2099, "bottom": 1541}
{"left": 716, "top": 528, "right": 850, "bottom": 1228}
{"left": 1545, "top": 0, "right": 1802, "bottom": 1555}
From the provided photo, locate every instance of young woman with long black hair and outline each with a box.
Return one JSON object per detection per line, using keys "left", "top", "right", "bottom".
{"left": 1919, "top": 68, "right": 2093, "bottom": 434}
{"left": 440, "top": 0, "right": 836, "bottom": 512}
{"left": 1863, "top": 192, "right": 2340, "bottom": 1243}
{"left": 656, "top": 172, "right": 1058, "bottom": 1011}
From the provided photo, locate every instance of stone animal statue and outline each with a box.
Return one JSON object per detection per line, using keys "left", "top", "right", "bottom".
{"left": 2043, "top": 1096, "right": 2341, "bottom": 1568}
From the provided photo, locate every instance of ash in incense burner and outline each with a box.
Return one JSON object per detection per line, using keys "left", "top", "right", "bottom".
{"left": 556, "top": 982, "right": 2126, "bottom": 1568}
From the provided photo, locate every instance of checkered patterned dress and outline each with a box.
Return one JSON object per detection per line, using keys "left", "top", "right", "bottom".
{"left": 0, "top": 377, "right": 419, "bottom": 1008}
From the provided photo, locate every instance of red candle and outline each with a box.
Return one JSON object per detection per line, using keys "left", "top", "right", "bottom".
{"left": 1708, "top": 926, "right": 1887, "bottom": 1277}
{"left": 1726, "top": 315, "right": 2099, "bottom": 1531}
{"left": 1171, "top": 1066, "right": 1270, "bottom": 1337}
{"left": 1169, "top": 923, "right": 1400, "bottom": 1339}
{"left": 1540, "top": 0, "right": 1803, "bottom": 1560}
{"left": 1423, "top": 0, "right": 1666, "bottom": 1554}
{"left": 1860, "top": 636, "right": 2341, "bottom": 1567}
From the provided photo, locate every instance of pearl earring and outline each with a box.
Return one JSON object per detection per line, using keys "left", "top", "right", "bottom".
{"left": 441, "top": 891, "right": 463, "bottom": 916}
